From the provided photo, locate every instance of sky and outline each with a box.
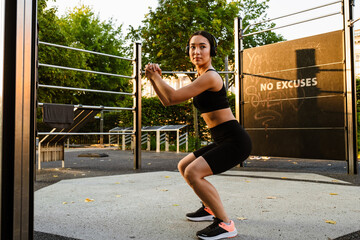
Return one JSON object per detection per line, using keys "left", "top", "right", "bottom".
{"left": 47, "top": 0, "right": 359, "bottom": 40}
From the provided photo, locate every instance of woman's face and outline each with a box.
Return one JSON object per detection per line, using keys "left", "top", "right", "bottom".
{"left": 189, "top": 35, "right": 211, "bottom": 67}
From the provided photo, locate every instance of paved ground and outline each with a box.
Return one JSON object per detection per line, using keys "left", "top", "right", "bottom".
{"left": 34, "top": 147, "right": 360, "bottom": 240}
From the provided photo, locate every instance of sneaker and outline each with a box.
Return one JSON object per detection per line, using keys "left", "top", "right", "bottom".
{"left": 196, "top": 217, "right": 238, "bottom": 240}
{"left": 186, "top": 203, "right": 214, "bottom": 222}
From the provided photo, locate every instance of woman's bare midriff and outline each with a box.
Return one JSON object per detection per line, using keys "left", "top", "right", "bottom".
{"left": 201, "top": 108, "right": 236, "bottom": 129}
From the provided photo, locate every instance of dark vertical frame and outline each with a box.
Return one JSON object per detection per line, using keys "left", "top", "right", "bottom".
{"left": 343, "top": 0, "right": 358, "bottom": 174}
{"left": 133, "top": 42, "right": 142, "bottom": 169}
{"left": 0, "top": 0, "right": 5, "bottom": 236}
{"left": 234, "top": 17, "right": 242, "bottom": 125}
{"left": 1, "top": 0, "right": 35, "bottom": 238}
{"left": 2, "top": 0, "right": 17, "bottom": 238}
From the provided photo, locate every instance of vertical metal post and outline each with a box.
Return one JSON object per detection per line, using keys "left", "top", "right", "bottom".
{"left": 177, "top": 130, "right": 180, "bottom": 153}
{"left": 343, "top": 0, "right": 358, "bottom": 174}
{"left": 234, "top": 17, "right": 243, "bottom": 125}
{"left": 0, "top": 0, "right": 36, "bottom": 238}
{"left": 133, "top": 42, "right": 142, "bottom": 169}
{"left": 122, "top": 131, "right": 125, "bottom": 150}
{"left": 156, "top": 130, "right": 160, "bottom": 152}
{"left": 0, "top": 1, "right": 4, "bottom": 234}
{"left": 165, "top": 133, "right": 169, "bottom": 152}
{"left": 100, "top": 110, "right": 104, "bottom": 147}
{"left": 38, "top": 142, "right": 41, "bottom": 170}
{"left": 235, "top": 17, "right": 246, "bottom": 168}
{"left": 186, "top": 132, "right": 188, "bottom": 152}
{"left": 224, "top": 55, "right": 229, "bottom": 91}
{"left": 147, "top": 133, "right": 150, "bottom": 151}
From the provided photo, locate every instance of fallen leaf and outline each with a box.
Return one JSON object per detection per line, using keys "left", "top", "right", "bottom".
{"left": 165, "top": 176, "right": 171, "bottom": 178}
{"left": 245, "top": 180, "right": 251, "bottom": 183}
{"left": 292, "top": 162, "right": 298, "bottom": 165}
{"left": 267, "top": 196, "right": 277, "bottom": 199}
{"left": 332, "top": 180, "right": 339, "bottom": 183}
{"left": 84, "top": 198, "right": 94, "bottom": 202}
{"left": 325, "top": 220, "right": 336, "bottom": 224}
{"left": 172, "top": 204, "right": 179, "bottom": 206}
{"left": 53, "top": 175, "right": 58, "bottom": 178}
{"left": 237, "top": 217, "right": 247, "bottom": 220}
{"left": 114, "top": 182, "right": 120, "bottom": 184}
{"left": 62, "top": 202, "right": 68, "bottom": 204}
{"left": 281, "top": 177, "right": 288, "bottom": 179}
{"left": 116, "top": 195, "right": 121, "bottom": 198}
{"left": 147, "top": 163, "right": 152, "bottom": 165}
{"left": 159, "top": 189, "right": 168, "bottom": 192}
{"left": 329, "top": 193, "right": 338, "bottom": 195}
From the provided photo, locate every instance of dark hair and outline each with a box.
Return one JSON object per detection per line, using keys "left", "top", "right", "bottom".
{"left": 185, "top": 31, "right": 217, "bottom": 57}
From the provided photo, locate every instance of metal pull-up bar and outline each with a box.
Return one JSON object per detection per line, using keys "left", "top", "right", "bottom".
{"left": 38, "top": 41, "right": 142, "bottom": 169}
{"left": 234, "top": 0, "right": 358, "bottom": 174}
{"left": 242, "top": 0, "right": 343, "bottom": 39}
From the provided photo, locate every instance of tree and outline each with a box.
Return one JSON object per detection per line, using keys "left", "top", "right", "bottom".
{"left": 37, "top": 1, "right": 133, "bottom": 133}
{"left": 38, "top": 2, "right": 132, "bottom": 108}
{"left": 127, "top": 0, "right": 285, "bottom": 73}
{"left": 127, "top": 0, "right": 285, "bottom": 147}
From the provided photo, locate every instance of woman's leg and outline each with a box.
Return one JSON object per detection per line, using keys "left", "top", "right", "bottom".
{"left": 177, "top": 153, "right": 197, "bottom": 177}
{"left": 183, "top": 156, "right": 229, "bottom": 223}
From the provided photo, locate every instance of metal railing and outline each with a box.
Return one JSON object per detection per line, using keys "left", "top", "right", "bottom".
{"left": 109, "top": 125, "right": 188, "bottom": 153}
{"left": 242, "top": 0, "right": 342, "bottom": 37}
{"left": 37, "top": 41, "right": 142, "bottom": 169}
{"left": 233, "top": 0, "right": 357, "bottom": 174}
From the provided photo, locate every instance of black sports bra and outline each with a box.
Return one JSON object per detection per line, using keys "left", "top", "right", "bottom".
{"left": 193, "top": 69, "right": 230, "bottom": 114}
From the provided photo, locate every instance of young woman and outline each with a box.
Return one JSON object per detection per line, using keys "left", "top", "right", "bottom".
{"left": 145, "top": 31, "right": 252, "bottom": 240}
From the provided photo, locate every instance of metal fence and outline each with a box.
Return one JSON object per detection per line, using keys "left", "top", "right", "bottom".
{"left": 37, "top": 41, "right": 142, "bottom": 169}
{"left": 109, "top": 125, "right": 188, "bottom": 153}
{"left": 233, "top": 0, "right": 357, "bottom": 174}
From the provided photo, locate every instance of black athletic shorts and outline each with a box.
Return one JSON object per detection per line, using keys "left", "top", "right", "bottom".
{"left": 193, "top": 120, "right": 252, "bottom": 175}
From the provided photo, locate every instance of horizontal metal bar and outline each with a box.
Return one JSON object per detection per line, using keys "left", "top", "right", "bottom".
{"left": 142, "top": 129, "right": 181, "bottom": 132}
{"left": 244, "top": 0, "right": 342, "bottom": 33}
{"left": 179, "top": 141, "right": 187, "bottom": 146}
{"left": 39, "top": 63, "right": 134, "bottom": 79}
{"left": 38, "top": 102, "right": 134, "bottom": 111}
{"left": 243, "top": 12, "right": 341, "bottom": 37}
{"left": 350, "top": 17, "right": 360, "bottom": 27}
{"left": 146, "top": 71, "right": 235, "bottom": 75}
{"left": 244, "top": 127, "right": 345, "bottom": 131}
{"left": 38, "top": 84, "right": 134, "bottom": 96}
{"left": 39, "top": 41, "right": 134, "bottom": 61}
{"left": 38, "top": 132, "right": 134, "bottom": 136}
{"left": 179, "top": 133, "right": 187, "bottom": 138}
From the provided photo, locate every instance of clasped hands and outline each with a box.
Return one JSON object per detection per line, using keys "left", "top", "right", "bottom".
{"left": 145, "top": 63, "right": 162, "bottom": 80}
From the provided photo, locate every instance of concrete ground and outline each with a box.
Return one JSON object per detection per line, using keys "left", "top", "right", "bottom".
{"left": 34, "top": 148, "right": 360, "bottom": 240}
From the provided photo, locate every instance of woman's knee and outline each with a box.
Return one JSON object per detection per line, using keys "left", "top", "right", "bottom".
{"left": 178, "top": 153, "right": 196, "bottom": 175}
{"left": 177, "top": 160, "right": 186, "bottom": 175}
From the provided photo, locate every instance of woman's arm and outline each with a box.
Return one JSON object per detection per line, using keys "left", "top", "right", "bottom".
{"left": 145, "top": 64, "right": 221, "bottom": 106}
{"left": 149, "top": 78, "right": 171, "bottom": 106}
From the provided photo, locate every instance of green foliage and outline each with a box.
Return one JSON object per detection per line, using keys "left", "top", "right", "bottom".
{"left": 37, "top": 1, "right": 133, "bottom": 132}
{"left": 127, "top": 0, "right": 285, "bottom": 75}
{"left": 37, "top": 2, "right": 133, "bottom": 108}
